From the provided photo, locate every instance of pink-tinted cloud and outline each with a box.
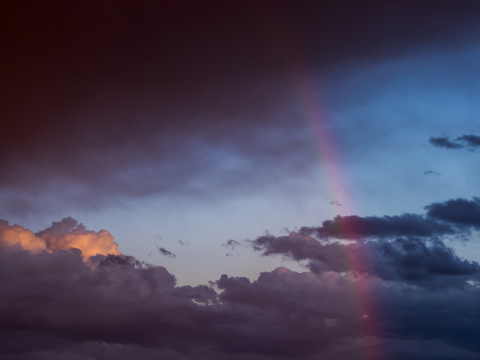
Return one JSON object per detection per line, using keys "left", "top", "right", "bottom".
{"left": 0, "top": 219, "right": 46, "bottom": 253}
{"left": 0, "top": 217, "right": 119, "bottom": 258}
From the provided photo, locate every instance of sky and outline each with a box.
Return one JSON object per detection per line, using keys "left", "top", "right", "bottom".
{"left": 2, "top": 1, "right": 480, "bottom": 359}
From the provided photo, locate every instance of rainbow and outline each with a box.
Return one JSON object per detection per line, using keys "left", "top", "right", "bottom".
{"left": 258, "top": 4, "right": 383, "bottom": 359}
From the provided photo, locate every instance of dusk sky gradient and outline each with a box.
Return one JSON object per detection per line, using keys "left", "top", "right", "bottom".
{"left": 2, "top": 1, "right": 480, "bottom": 359}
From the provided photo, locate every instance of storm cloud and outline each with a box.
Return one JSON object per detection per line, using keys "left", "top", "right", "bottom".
{"left": 2, "top": 205, "right": 480, "bottom": 359}
{"left": 3, "top": 1, "right": 480, "bottom": 359}
{"left": 2, "top": 0, "right": 480, "bottom": 215}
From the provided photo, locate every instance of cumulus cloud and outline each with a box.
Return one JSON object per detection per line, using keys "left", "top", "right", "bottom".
{"left": 0, "top": 246, "right": 217, "bottom": 356}
{"left": 2, "top": 205, "right": 480, "bottom": 359}
{"left": 0, "top": 217, "right": 120, "bottom": 258}
{"left": 252, "top": 233, "right": 479, "bottom": 286}
{"left": 0, "top": 220, "right": 47, "bottom": 253}
{"left": 215, "top": 266, "right": 480, "bottom": 358}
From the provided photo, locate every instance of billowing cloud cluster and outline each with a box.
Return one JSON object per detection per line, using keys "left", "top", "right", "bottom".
{"left": 253, "top": 233, "right": 478, "bottom": 286}
{"left": 0, "top": 217, "right": 120, "bottom": 258}
{"left": 2, "top": 199, "right": 480, "bottom": 359}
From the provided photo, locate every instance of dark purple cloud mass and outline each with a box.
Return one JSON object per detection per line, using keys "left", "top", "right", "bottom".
{"left": 2, "top": 0, "right": 480, "bottom": 215}
{"left": 3, "top": 1, "right": 480, "bottom": 359}
{"left": 292, "top": 197, "right": 480, "bottom": 240}
{"left": 2, "top": 195, "right": 480, "bottom": 359}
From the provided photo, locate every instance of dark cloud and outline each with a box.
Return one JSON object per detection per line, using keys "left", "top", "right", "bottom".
{"left": 252, "top": 234, "right": 479, "bottom": 286}
{"left": 300, "top": 213, "right": 454, "bottom": 239}
{"left": 0, "top": 247, "right": 216, "bottom": 356}
{"left": 3, "top": 1, "right": 480, "bottom": 357}
{"left": 424, "top": 170, "right": 441, "bottom": 176}
{"left": 2, "top": 1, "right": 480, "bottom": 215}
{"left": 250, "top": 197, "right": 480, "bottom": 285}
{"left": 294, "top": 197, "right": 480, "bottom": 241}
{"left": 425, "top": 197, "right": 480, "bottom": 227}
{"left": 215, "top": 266, "right": 480, "bottom": 358}
{"left": 458, "top": 134, "right": 480, "bottom": 147}
{"left": 2, "top": 212, "right": 480, "bottom": 359}
{"left": 429, "top": 136, "right": 464, "bottom": 149}
{"left": 157, "top": 246, "right": 176, "bottom": 259}
{"left": 429, "top": 134, "right": 480, "bottom": 150}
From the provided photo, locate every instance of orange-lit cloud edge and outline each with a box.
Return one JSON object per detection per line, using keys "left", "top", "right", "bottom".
{"left": 0, "top": 217, "right": 120, "bottom": 259}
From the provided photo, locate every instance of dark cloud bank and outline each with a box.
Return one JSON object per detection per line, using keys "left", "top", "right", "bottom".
{"left": 2, "top": 197, "right": 480, "bottom": 359}
{"left": 2, "top": 0, "right": 480, "bottom": 215}
{"left": 3, "top": 1, "right": 480, "bottom": 359}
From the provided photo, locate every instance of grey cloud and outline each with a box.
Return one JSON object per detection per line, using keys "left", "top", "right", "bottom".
{"left": 252, "top": 234, "right": 479, "bottom": 286}
{"left": 296, "top": 197, "right": 480, "bottom": 241}
{"left": 425, "top": 197, "right": 480, "bottom": 228}
{"left": 157, "top": 246, "right": 176, "bottom": 259}
{"left": 458, "top": 134, "right": 480, "bottom": 147}
{"left": 429, "top": 134, "right": 480, "bottom": 150}
{"left": 300, "top": 213, "right": 454, "bottom": 240}
{"left": 0, "top": 246, "right": 218, "bottom": 355}
{"left": 216, "top": 266, "right": 480, "bottom": 358}
{"left": 2, "top": 214, "right": 480, "bottom": 359}
{"left": 429, "top": 136, "right": 464, "bottom": 149}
